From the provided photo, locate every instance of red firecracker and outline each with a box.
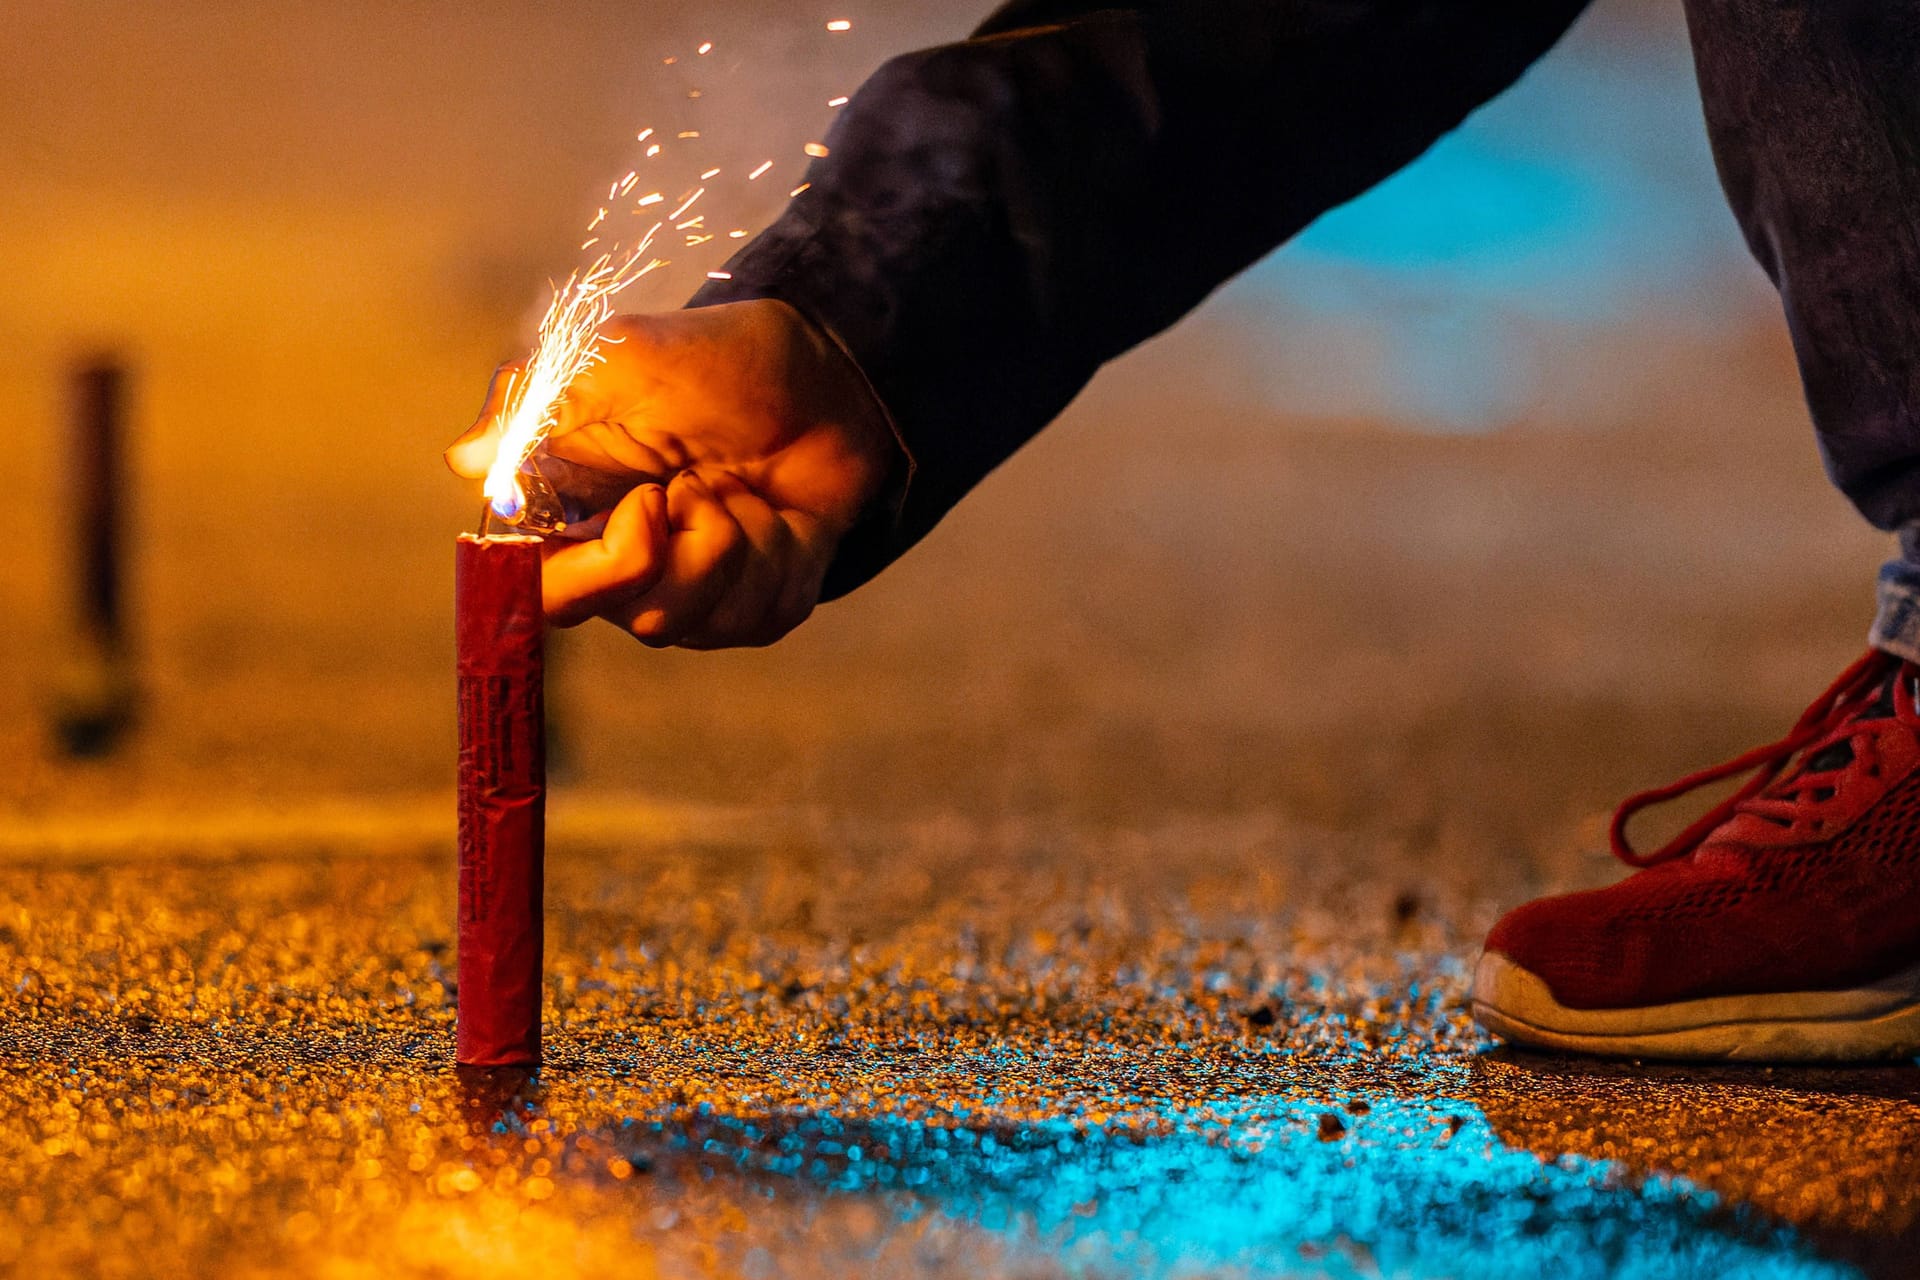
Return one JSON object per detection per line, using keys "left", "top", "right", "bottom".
{"left": 455, "top": 534, "right": 546, "bottom": 1066}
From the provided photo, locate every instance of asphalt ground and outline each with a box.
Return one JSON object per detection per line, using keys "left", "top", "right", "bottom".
{"left": 4, "top": 325, "right": 1920, "bottom": 1277}
{"left": 8, "top": 3, "right": 1918, "bottom": 1270}
{"left": 4, "top": 810, "right": 1918, "bottom": 1279}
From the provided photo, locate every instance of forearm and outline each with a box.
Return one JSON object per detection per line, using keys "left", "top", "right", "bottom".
{"left": 693, "top": 0, "right": 1592, "bottom": 596}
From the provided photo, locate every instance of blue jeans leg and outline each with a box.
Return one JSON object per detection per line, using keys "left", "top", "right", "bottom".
{"left": 1874, "top": 536, "right": 1920, "bottom": 663}
{"left": 1685, "top": 1, "right": 1920, "bottom": 649}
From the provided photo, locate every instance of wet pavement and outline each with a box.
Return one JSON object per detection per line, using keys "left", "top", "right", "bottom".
{"left": 3, "top": 249, "right": 1916, "bottom": 1276}
{"left": 3, "top": 802, "right": 1916, "bottom": 1279}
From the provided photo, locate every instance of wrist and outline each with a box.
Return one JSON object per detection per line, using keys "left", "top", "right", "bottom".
{"left": 772, "top": 298, "right": 912, "bottom": 533}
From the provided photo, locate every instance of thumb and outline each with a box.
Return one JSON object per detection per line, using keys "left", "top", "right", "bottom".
{"left": 445, "top": 360, "right": 524, "bottom": 479}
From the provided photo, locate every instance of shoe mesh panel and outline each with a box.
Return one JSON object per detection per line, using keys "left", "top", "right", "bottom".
{"left": 1489, "top": 741, "right": 1920, "bottom": 1009}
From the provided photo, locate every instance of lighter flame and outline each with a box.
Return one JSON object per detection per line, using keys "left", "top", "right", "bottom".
{"left": 482, "top": 230, "right": 667, "bottom": 514}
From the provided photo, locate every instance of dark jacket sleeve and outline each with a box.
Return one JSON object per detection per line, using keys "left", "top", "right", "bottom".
{"left": 690, "top": 0, "right": 1593, "bottom": 598}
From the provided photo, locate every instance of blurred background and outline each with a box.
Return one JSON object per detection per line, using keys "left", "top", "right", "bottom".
{"left": 0, "top": 0, "right": 1886, "bottom": 897}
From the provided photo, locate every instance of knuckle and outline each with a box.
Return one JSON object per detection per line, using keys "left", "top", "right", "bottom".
{"left": 713, "top": 524, "right": 750, "bottom": 570}
{"left": 616, "top": 558, "right": 662, "bottom": 593}
{"left": 762, "top": 516, "right": 797, "bottom": 555}
{"left": 596, "top": 539, "right": 661, "bottom": 589}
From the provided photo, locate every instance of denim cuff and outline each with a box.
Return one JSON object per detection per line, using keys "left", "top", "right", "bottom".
{"left": 1871, "top": 558, "right": 1920, "bottom": 664}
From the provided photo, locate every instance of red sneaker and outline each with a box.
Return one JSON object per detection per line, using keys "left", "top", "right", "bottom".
{"left": 1474, "top": 649, "right": 1920, "bottom": 1061}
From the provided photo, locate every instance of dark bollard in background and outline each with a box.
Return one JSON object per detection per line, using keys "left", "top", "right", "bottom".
{"left": 52, "top": 355, "right": 139, "bottom": 758}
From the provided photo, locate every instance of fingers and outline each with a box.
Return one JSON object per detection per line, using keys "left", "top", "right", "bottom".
{"left": 445, "top": 360, "right": 524, "bottom": 479}
{"left": 680, "top": 475, "right": 813, "bottom": 648}
{"left": 612, "top": 472, "right": 822, "bottom": 649}
{"left": 616, "top": 472, "right": 750, "bottom": 646}
{"left": 540, "top": 484, "right": 671, "bottom": 628}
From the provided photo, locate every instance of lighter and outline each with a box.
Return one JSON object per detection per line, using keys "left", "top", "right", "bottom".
{"left": 487, "top": 446, "right": 638, "bottom": 541}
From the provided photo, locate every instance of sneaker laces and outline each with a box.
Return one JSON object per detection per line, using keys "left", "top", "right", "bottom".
{"left": 1610, "top": 649, "right": 1907, "bottom": 867}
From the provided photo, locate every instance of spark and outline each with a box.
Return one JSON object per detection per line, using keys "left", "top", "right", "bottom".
{"left": 668, "top": 187, "right": 706, "bottom": 220}
{"left": 827, "top": 19, "right": 852, "bottom": 31}
{"left": 481, "top": 39, "right": 827, "bottom": 517}
{"left": 789, "top": 183, "right": 811, "bottom": 197}
{"left": 828, "top": 96, "right": 849, "bottom": 107}
{"left": 483, "top": 229, "right": 668, "bottom": 513}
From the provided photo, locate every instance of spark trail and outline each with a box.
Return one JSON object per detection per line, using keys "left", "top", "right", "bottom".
{"left": 479, "top": 23, "right": 859, "bottom": 516}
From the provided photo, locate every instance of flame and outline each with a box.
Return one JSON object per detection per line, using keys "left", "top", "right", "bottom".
{"left": 482, "top": 231, "right": 667, "bottom": 516}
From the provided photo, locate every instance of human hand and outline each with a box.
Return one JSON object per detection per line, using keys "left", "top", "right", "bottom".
{"left": 447, "top": 299, "right": 898, "bottom": 648}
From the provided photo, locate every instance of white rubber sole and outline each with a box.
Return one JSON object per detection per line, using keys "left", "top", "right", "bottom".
{"left": 1472, "top": 951, "right": 1920, "bottom": 1062}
